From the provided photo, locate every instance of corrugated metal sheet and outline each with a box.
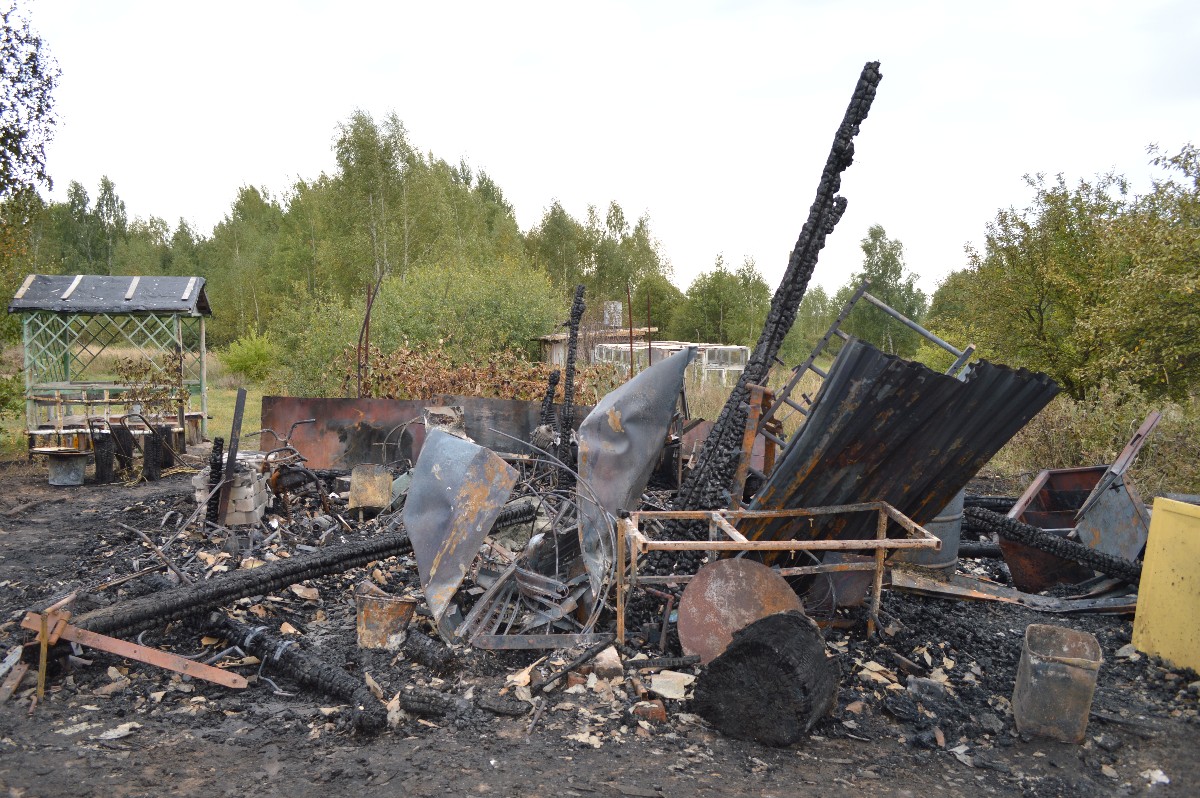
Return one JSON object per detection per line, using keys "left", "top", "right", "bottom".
{"left": 741, "top": 338, "right": 1059, "bottom": 543}
{"left": 8, "top": 275, "right": 211, "bottom": 315}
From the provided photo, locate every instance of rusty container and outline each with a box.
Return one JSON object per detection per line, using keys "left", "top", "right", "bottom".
{"left": 894, "top": 489, "right": 964, "bottom": 574}
{"left": 355, "top": 590, "right": 416, "bottom": 650}
{"left": 1012, "top": 624, "right": 1102, "bottom": 743}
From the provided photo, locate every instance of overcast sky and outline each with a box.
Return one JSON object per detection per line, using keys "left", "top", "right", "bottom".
{"left": 27, "top": 0, "right": 1200, "bottom": 298}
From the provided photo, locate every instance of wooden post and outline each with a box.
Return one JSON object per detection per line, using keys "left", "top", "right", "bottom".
{"left": 869, "top": 508, "right": 888, "bottom": 637}
{"left": 199, "top": 317, "right": 208, "bottom": 439}
{"left": 616, "top": 516, "right": 627, "bottom": 644}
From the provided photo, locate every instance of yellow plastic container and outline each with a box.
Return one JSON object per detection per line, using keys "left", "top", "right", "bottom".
{"left": 1132, "top": 498, "right": 1200, "bottom": 671}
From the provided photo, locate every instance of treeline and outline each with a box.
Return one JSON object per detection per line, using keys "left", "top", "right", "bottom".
{"left": 1, "top": 111, "right": 836, "bottom": 394}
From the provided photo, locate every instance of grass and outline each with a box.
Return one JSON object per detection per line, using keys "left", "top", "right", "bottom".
{"left": 685, "top": 358, "right": 829, "bottom": 439}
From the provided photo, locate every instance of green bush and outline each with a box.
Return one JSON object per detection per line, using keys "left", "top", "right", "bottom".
{"left": 222, "top": 330, "right": 279, "bottom": 384}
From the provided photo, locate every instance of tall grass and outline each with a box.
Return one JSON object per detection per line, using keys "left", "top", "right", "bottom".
{"left": 989, "top": 380, "right": 1200, "bottom": 498}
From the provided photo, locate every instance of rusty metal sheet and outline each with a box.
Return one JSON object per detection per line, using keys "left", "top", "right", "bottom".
{"left": 742, "top": 338, "right": 1060, "bottom": 545}
{"left": 260, "top": 395, "right": 592, "bottom": 471}
{"left": 402, "top": 430, "right": 518, "bottom": 626}
{"left": 577, "top": 347, "right": 695, "bottom": 594}
{"left": 677, "top": 558, "right": 804, "bottom": 664}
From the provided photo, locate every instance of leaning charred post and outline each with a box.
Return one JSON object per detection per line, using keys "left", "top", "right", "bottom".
{"left": 556, "top": 284, "right": 586, "bottom": 471}
{"left": 73, "top": 531, "right": 413, "bottom": 638}
{"left": 676, "top": 61, "right": 882, "bottom": 516}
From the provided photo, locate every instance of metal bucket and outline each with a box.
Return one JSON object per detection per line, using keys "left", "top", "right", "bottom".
{"left": 1012, "top": 624, "right": 1102, "bottom": 743}
{"left": 47, "top": 451, "right": 88, "bottom": 487}
{"left": 895, "top": 489, "right": 964, "bottom": 574}
{"left": 355, "top": 588, "right": 416, "bottom": 650}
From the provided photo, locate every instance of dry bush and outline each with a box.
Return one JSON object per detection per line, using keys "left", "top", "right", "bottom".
{"left": 989, "top": 379, "right": 1200, "bottom": 497}
{"left": 349, "top": 344, "right": 623, "bottom": 406}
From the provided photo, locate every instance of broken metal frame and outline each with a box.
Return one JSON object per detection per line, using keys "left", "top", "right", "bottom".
{"left": 616, "top": 503, "right": 939, "bottom": 641}
{"left": 757, "top": 279, "right": 977, "bottom": 446}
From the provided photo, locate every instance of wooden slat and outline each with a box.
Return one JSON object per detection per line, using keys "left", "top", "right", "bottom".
{"left": 124, "top": 276, "right": 140, "bottom": 300}
{"left": 181, "top": 276, "right": 197, "bottom": 301}
{"left": 60, "top": 275, "right": 84, "bottom": 300}
{"left": 0, "top": 662, "right": 29, "bottom": 702}
{"left": 13, "top": 274, "right": 35, "bottom": 299}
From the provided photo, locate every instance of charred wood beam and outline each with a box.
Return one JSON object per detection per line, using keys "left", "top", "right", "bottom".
{"left": 210, "top": 615, "right": 386, "bottom": 733}
{"left": 72, "top": 531, "right": 413, "bottom": 638}
{"left": 538, "top": 369, "right": 561, "bottom": 427}
{"left": 676, "top": 61, "right": 882, "bottom": 517}
{"left": 964, "top": 507, "right": 1142, "bottom": 584}
{"left": 557, "top": 285, "right": 586, "bottom": 472}
{"left": 205, "top": 437, "right": 224, "bottom": 525}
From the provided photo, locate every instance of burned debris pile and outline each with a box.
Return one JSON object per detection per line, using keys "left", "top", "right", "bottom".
{"left": 2, "top": 62, "right": 1195, "bottom": 789}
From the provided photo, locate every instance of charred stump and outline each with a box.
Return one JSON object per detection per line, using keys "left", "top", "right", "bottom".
{"left": 692, "top": 611, "right": 839, "bottom": 746}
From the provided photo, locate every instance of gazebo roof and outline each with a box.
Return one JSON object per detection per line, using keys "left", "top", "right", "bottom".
{"left": 8, "top": 274, "right": 211, "bottom": 316}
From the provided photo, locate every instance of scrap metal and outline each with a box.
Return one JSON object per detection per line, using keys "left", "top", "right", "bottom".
{"left": 576, "top": 346, "right": 695, "bottom": 594}
{"left": 739, "top": 338, "right": 1060, "bottom": 546}
{"left": 402, "top": 429, "right": 519, "bottom": 627}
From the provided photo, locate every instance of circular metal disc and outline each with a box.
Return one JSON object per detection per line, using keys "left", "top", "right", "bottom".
{"left": 677, "top": 558, "right": 804, "bottom": 664}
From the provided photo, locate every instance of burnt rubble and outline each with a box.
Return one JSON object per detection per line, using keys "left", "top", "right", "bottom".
{"left": 2, "top": 62, "right": 1197, "bottom": 798}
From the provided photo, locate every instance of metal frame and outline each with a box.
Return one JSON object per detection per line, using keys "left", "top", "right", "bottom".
{"left": 758, "top": 279, "right": 976, "bottom": 444}
{"left": 615, "top": 503, "right": 940, "bottom": 641}
{"left": 18, "top": 309, "right": 208, "bottom": 441}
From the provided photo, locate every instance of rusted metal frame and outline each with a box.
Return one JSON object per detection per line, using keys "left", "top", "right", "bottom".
{"left": 730, "top": 384, "right": 767, "bottom": 510}
{"left": 633, "top": 562, "right": 878, "bottom": 585}
{"left": 21, "top": 612, "right": 248, "bottom": 689}
{"left": 216, "top": 387, "right": 247, "bottom": 525}
{"left": 713, "top": 514, "right": 749, "bottom": 543}
{"left": 868, "top": 508, "right": 887, "bottom": 636}
{"left": 616, "top": 505, "right": 940, "bottom": 642}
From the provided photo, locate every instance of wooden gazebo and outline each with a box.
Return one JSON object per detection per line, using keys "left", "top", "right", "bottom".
{"left": 7, "top": 274, "right": 212, "bottom": 448}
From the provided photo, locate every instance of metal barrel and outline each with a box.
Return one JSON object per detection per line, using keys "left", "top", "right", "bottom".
{"left": 895, "top": 489, "right": 965, "bottom": 574}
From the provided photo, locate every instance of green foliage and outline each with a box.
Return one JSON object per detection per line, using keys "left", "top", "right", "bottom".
{"left": 222, "top": 329, "right": 278, "bottom": 384}
{"left": 779, "top": 284, "right": 836, "bottom": 365}
{"left": 833, "top": 225, "right": 927, "bottom": 356}
{"left": 669, "top": 256, "right": 770, "bottom": 345}
{"left": 0, "top": 2, "right": 58, "bottom": 198}
{"left": 926, "top": 145, "right": 1199, "bottom": 400}
{"left": 262, "top": 288, "right": 359, "bottom": 397}
{"left": 630, "top": 272, "right": 684, "bottom": 333}
{"left": 371, "top": 257, "right": 563, "bottom": 361}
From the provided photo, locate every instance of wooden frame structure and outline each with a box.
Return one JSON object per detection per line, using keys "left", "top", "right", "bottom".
{"left": 7, "top": 275, "right": 211, "bottom": 447}
{"left": 616, "top": 502, "right": 940, "bottom": 640}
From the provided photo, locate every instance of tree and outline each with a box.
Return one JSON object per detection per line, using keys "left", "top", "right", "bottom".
{"left": 925, "top": 146, "right": 1200, "bottom": 400}
{"left": 0, "top": 2, "right": 58, "bottom": 198}
{"left": 670, "top": 255, "right": 770, "bottom": 345}
{"left": 95, "top": 175, "right": 127, "bottom": 274}
{"left": 834, "top": 225, "right": 927, "bottom": 356}
{"left": 630, "top": 272, "right": 684, "bottom": 334}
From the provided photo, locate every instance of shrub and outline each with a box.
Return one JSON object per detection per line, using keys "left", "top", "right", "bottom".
{"left": 222, "top": 330, "right": 279, "bottom": 384}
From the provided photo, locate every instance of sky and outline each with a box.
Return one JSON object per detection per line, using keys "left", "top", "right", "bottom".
{"left": 25, "top": 0, "right": 1200, "bottom": 298}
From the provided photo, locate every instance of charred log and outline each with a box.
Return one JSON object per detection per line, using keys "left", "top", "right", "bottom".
{"left": 964, "top": 507, "right": 1142, "bottom": 584}
{"left": 538, "top": 369, "right": 561, "bottom": 427}
{"left": 73, "top": 531, "right": 413, "bottom": 638}
{"left": 206, "top": 437, "right": 224, "bottom": 525}
{"left": 211, "top": 615, "right": 386, "bottom": 733}
{"left": 692, "top": 611, "right": 839, "bottom": 746}
{"left": 403, "top": 628, "right": 458, "bottom": 673}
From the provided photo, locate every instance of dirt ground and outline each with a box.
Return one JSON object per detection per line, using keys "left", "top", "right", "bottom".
{"left": 0, "top": 457, "right": 1196, "bottom": 798}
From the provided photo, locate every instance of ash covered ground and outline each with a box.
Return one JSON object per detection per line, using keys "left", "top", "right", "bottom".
{"left": 0, "top": 460, "right": 1196, "bottom": 798}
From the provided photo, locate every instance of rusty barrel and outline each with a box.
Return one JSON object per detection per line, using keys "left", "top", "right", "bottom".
{"left": 1012, "top": 624, "right": 1102, "bottom": 743}
{"left": 894, "top": 489, "right": 964, "bottom": 574}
